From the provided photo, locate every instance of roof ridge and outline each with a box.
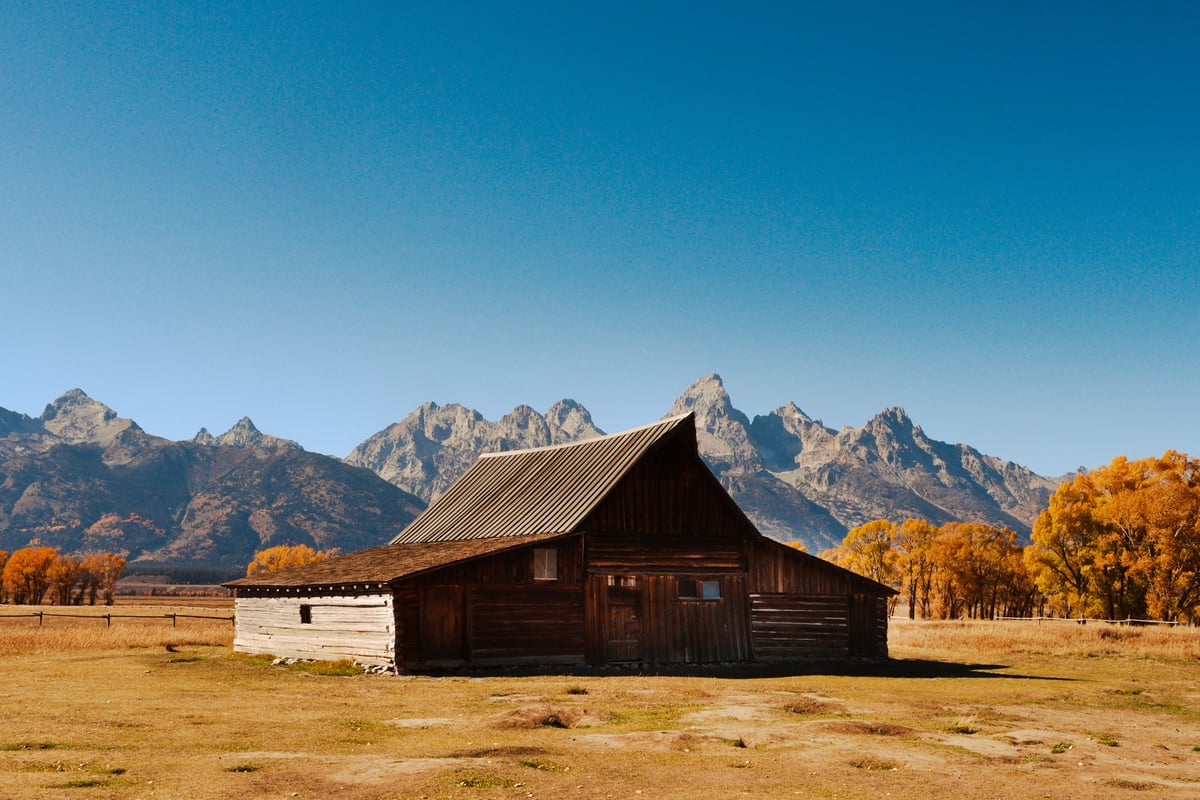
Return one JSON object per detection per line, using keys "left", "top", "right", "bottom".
{"left": 478, "top": 412, "right": 693, "bottom": 459}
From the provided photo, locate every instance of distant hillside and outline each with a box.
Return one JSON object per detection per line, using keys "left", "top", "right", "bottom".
{"left": 0, "top": 391, "right": 424, "bottom": 570}
{"left": 348, "top": 375, "right": 1059, "bottom": 551}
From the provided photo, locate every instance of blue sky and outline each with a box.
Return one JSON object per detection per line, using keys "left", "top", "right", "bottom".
{"left": 2, "top": 2, "right": 1197, "bottom": 476}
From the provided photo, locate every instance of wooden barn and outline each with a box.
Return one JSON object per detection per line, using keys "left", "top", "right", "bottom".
{"left": 226, "top": 414, "right": 894, "bottom": 670}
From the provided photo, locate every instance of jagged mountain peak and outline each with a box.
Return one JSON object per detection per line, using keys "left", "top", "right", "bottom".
{"left": 546, "top": 399, "right": 604, "bottom": 444}
{"left": 230, "top": 416, "right": 259, "bottom": 432}
{"left": 41, "top": 388, "right": 118, "bottom": 424}
{"left": 211, "top": 416, "right": 301, "bottom": 451}
{"left": 668, "top": 374, "right": 759, "bottom": 476}
{"left": 36, "top": 389, "right": 144, "bottom": 448}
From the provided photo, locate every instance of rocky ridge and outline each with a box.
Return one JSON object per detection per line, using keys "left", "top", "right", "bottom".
{"left": 347, "top": 374, "right": 1059, "bottom": 550}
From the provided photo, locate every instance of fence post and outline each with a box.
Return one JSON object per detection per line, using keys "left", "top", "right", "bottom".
{"left": 172, "top": 613, "right": 177, "bottom": 628}
{"left": 105, "top": 614, "right": 111, "bottom": 627}
{"left": 37, "top": 611, "right": 43, "bottom": 626}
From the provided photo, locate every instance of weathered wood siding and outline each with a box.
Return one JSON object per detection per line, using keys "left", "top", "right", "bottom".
{"left": 744, "top": 537, "right": 894, "bottom": 660}
{"left": 585, "top": 573, "right": 751, "bottom": 664}
{"left": 395, "top": 537, "right": 587, "bottom": 670}
{"left": 587, "top": 533, "right": 744, "bottom": 572}
{"left": 749, "top": 594, "right": 849, "bottom": 661}
{"left": 469, "top": 585, "right": 586, "bottom": 665}
{"left": 582, "top": 432, "right": 760, "bottom": 540}
{"left": 233, "top": 593, "right": 396, "bottom": 667}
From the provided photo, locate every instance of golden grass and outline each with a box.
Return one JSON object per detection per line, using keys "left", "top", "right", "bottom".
{"left": 0, "top": 604, "right": 233, "bottom": 654}
{"left": 890, "top": 616, "right": 1200, "bottom": 660}
{"left": 1, "top": 613, "right": 1198, "bottom": 800}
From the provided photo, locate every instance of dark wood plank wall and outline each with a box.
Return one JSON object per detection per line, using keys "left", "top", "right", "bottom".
{"left": 395, "top": 536, "right": 588, "bottom": 669}
{"left": 746, "top": 537, "right": 893, "bottom": 659}
{"left": 745, "top": 537, "right": 857, "bottom": 595}
{"left": 750, "top": 594, "right": 849, "bottom": 661}
{"left": 469, "top": 585, "right": 585, "bottom": 665}
{"left": 582, "top": 434, "right": 760, "bottom": 539}
{"left": 583, "top": 573, "right": 751, "bottom": 664}
{"left": 587, "top": 533, "right": 744, "bottom": 572}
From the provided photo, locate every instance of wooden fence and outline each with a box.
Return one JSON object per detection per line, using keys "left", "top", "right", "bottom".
{"left": 0, "top": 611, "right": 233, "bottom": 626}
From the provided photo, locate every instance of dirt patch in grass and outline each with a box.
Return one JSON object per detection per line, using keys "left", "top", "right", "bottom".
{"left": 783, "top": 696, "right": 848, "bottom": 715}
{"left": 495, "top": 705, "right": 594, "bottom": 729}
{"left": 823, "top": 720, "right": 915, "bottom": 736}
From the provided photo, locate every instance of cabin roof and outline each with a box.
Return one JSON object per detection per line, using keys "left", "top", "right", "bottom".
{"left": 225, "top": 531, "right": 567, "bottom": 589}
{"left": 390, "top": 413, "right": 694, "bottom": 544}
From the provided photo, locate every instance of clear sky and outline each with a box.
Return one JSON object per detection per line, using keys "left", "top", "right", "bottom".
{"left": 2, "top": 2, "right": 1197, "bottom": 476}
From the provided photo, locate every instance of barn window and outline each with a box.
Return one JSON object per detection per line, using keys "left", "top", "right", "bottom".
{"left": 299, "top": 604, "right": 312, "bottom": 624}
{"left": 678, "top": 579, "right": 722, "bottom": 600}
{"left": 533, "top": 548, "right": 558, "bottom": 581}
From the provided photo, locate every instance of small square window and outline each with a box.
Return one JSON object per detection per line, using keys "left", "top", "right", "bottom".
{"left": 678, "top": 579, "right": 697, "bottom": 598}
{"left": 299, "top": 604, "right": 312, "bottom": 624}
{"left": 533, "top": 548, "right": 558, "bottom": 581}
{"left": 700, "top": 580, "right": 721, "bottom": 600}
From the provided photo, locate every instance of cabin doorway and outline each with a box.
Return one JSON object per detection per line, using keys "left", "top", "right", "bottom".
{"left": 604, "top": 576, "right": 642, "bottom": 663}
{"left": 421, "top": 585, "right": 465, "bottom": 663}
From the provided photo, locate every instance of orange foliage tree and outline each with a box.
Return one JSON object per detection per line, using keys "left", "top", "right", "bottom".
{"left": 48, "top": 553, "right": 85, "bottom": 605}
{"left": 820, "top": 519, "right": 900, "bottom": 589}
{"left": 80, "top": 552, "right": 127, "bottom": 605}
{"left": 246, "top": 544, "right": 339, "bottom": 577}
{"left": 1028, "top": 451, "right": 1200, "bottom": 622}
{"left": 2, "top": 546, "right": 60, "bottom": 605}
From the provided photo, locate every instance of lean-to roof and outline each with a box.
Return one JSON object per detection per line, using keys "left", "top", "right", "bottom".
{"left": 390, "top": 413, "right": 694, "bottom": 544}
{"left": 225, "top": 531, "right": 567, "bottom": 590}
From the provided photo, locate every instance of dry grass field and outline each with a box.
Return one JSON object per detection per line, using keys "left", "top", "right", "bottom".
{"left": 1, "top": 610, "right": 1198, "bottom": 800}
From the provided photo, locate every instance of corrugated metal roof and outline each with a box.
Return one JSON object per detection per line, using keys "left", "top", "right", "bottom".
{"left": 226, "top": 531, "right": 568, "bottom": 589}
{"left": 390, "top": 413, "right": 694, "bottom": 544}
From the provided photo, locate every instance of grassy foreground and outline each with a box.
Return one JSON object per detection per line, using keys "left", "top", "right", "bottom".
{"left": 1, "top": 611, "right": 1198, "bottom": 799}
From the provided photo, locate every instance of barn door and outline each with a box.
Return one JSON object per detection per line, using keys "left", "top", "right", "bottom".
{"left": 605, "top": 578, "right": 642, "bottom": 663}
{"left": 421, "top": 585, "right": 465, "bottom": 664}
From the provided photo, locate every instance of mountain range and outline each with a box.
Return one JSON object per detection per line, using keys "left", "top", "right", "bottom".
{"left": 0, "top": 390, "right": 423, "bottom": 571}
{"left": 1, "top": 377, "right": 1060, "bottom": 571}
{"left": 346, "top": 374, "right": 1059, "bottom": 552}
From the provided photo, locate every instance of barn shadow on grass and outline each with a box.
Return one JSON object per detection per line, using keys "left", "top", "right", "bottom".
{"left": 411, "top": 659, "right": 1072, "bottom": 682}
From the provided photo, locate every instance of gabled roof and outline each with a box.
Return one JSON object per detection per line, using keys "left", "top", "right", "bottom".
{"left": 391, "top": 413, "right": 694, "bottom": 544}
{"left": 225, "top": 531, "right": 568, "bottom": 590}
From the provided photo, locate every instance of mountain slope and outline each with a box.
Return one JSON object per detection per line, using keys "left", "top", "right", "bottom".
{"left": 0, "top": 391, "right": 424, "bottom": 570}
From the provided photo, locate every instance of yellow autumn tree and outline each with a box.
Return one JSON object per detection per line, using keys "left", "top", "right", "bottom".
{"left": 821, "top": 519, "right": 900, "bottom": 589}
{"left": 894, "top": 518, "right": 938, "bottom": 618}
{"left": 1027, "top": 451, "right": 1200, "bottom": 622}
{"left": 48, "top": 553, "right": 84, "bottom": 605}
{"left": 246, "top": 544, "right": 339, "bottom": 577}
{"left": 80, "top": 552, "right": 127, "bottom": 605}
{"left": 2, "top": 546, "right": 60, "bottom": 605}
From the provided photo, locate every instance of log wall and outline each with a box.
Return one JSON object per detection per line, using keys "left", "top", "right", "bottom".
{"left": 749, "top": 594, "right": 849, "bottom": 661}
{"left": 233, "top": 593, "right": 396, "bottom": 667}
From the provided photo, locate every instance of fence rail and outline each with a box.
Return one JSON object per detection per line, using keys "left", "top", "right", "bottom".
{"left": 996, "top": 615, "right": 1180, "bottom": 626}
{"left": 0, "top": 611, "right": 233, "bottom": 626}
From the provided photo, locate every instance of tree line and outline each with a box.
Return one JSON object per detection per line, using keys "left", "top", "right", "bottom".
{"left": 0, "top": 547, "right": 127, "bottom": 606}
{"left": 820, "top": 451, "right": 1200, "bottom": 624}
